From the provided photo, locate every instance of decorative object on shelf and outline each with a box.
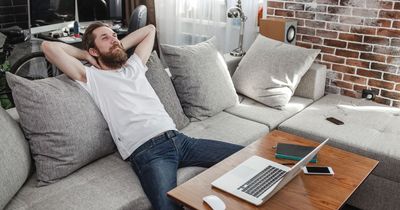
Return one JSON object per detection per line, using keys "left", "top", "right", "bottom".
{"left": 227, "top": 0, "right": 247, "bottom": 57}
{"left": 259, "top": 18, "right": 297, "bottom": 45}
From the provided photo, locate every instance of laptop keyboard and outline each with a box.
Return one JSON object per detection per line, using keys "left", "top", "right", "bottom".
{"left": 238, "top": 165, "right": 286, "bottom": 198}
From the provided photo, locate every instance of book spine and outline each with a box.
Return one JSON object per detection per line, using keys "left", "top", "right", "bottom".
{"left": 275, "top": 154, "right": 317, "bottom": 163}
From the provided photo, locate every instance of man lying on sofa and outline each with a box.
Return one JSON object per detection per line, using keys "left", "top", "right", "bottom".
{"left": 41, "top": 22, "right": 243, "bottom": 210}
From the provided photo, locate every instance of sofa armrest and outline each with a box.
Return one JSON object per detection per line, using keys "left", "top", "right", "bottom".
{"left": 294, "top": 63, "right": 327, "bottom": 101}
{"left": 223, "top": 54, "right": 242, "bottom": 76}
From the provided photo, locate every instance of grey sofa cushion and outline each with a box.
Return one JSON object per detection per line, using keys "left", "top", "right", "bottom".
{"left": 6, "top": 73, "right": 115, "bottom": 186}
{"left": 5, "top": 152, "right": 206, "bottom": 210}
{"left": 225, "top": 94, "right": 313, "bottom": 130}
{"left": 279, "top": 94, "right": 400, "bottom": 182}
{"left": 161, "top": 38, "right": 238, "bottom": 120}
{"left": 0, "top": 107, "right": 31, "bottom": 209}
{"left": 232, "top": 35, "right": 320, "bottom": 109}
{"left": 145, "top": 51, "right": 190, "bottom": 130}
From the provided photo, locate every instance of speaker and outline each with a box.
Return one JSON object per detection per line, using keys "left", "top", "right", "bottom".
{"left": 259, "top": 18, "right": 297, "bottom": 44}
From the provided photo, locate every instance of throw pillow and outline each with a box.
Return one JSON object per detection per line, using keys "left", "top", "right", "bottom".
{"left": 232, "top": 35, "right": 320, "bottom": 109}
{"left": 6, "top": 73, "right": 115, "bottom": 186}
{"left": 145, "top": 51, "right": 190, "bottom": 130}
{"left": 161, "top": 37, "right": 238, "bottom": 120}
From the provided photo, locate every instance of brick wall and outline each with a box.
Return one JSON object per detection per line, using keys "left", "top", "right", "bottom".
{"left": 266, "top": 0, "right": 400, "bottom": 107}
{"left": 0, "top": 0, "right": 28, "bottom": 29}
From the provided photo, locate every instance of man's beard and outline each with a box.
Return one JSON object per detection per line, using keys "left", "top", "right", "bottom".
{"left": 97, "top": 44, "right": 128, "bottom": 69}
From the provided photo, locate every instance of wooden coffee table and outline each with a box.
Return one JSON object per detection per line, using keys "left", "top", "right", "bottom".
{"left": 168, "top": 130, "right": 378, "bottom": 210}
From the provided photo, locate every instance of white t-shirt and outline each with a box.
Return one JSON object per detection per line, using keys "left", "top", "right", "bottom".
{"left": 77, "top": 54, "right": 176, "bottom": 160}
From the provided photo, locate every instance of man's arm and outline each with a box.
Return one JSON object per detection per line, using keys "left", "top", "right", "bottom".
{"left": 120, "top": 24, "right": 156, "bottom": 65}
{"left": 41, "top": 41, "right": 99, "bottom": 82}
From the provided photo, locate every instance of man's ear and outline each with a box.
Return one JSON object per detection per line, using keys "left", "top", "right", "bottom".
{"left": 88, "top": 48, "right": 99, "bottom": 57}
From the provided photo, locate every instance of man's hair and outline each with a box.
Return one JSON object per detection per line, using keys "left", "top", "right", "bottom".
{"left": 82, "top": 22, "right": 110, "bottom": 51}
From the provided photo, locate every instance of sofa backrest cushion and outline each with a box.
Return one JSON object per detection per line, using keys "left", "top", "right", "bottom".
{"left": 0, "top": 107, "right": 31, "bottom": 209}
{"left": 145, "top": 51, "right": 190, "bottom": 130}
{"left": 161, "top": 37, "right": 239, "bottom": 120}
{"left": 232, "top": 35, "right": 320, "bottom": 109}
{"left": 6, "top": 73, "right": 116, "bottom": 186}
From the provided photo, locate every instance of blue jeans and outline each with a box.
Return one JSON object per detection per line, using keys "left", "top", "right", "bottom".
{"left": 127, "top": 130, "right": 243, "bottom": 210}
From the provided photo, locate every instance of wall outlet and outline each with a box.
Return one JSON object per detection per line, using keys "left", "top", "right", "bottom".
{"left": 362, "top": 89, "right": 378, "bottom": 100}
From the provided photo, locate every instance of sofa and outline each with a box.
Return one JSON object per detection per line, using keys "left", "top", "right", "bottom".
{"left": 1, "top": 52, "right": 398, "bottom": 210}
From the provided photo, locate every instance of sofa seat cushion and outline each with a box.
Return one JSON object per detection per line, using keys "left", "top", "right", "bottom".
{"left": 5, "top": 153, "right": 207, "bottom": 210}
{"left": 181, "top": 111, "right": 269, "bottom": 146}
{"left": 279, "top": 94, "right": 400, "bottom": 182}
{"left": 225, "top": 95, "right": 313, "bottom": 130}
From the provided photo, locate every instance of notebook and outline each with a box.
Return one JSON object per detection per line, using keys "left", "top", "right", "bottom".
{"left": 275, "top": 143, "right": 317, "bottom": 163}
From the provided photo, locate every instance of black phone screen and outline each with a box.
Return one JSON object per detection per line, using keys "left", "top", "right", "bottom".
{"left": 306, "top": 166, "right": 330, "bottom": 173}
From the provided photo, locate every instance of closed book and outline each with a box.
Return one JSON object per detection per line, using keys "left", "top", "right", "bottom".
{"left": 275, "top": 143, "right": 317, "bottom": 163}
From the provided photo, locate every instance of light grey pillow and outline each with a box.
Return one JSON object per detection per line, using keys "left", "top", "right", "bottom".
{"left": 146, "top": 51, "right": 190, "bottom": 130}
{"left": 161, "top": 38, "right": 238, "bottom": 120}
{"left": 6, "top": 73, "right": 115, "bottom": 186}
{"left": 0, "top": 107, "right": 31, "bottom": 209}
{"left": 232, "top": 35, "right": 320, "bottom": 109}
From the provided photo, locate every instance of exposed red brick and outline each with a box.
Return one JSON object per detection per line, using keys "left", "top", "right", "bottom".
{"left": 356, "top": 69, "right": 382, "bottom": 79}
{"left": 366, "top": 1, "right": 393, "bottom": 9}
{"left": 350, "top": 26, "right": 377, "bottom": 35}
{"left": 383, "top": 73, "right": 400, "bottom": 83}
{"left": 387, "top": 56, "right": 400, "bottom": 65}
{"left": 391, "top": 38, "right": 400, "bottom": 47}
{"left": 296, "top": 41, "right": 312, "bottom": 48}
{"left": 340, "top": 16, "right": 363, "bottom": 25}
{"left": 285, "top": 3, "right": 305, "bottom": 10}
{"left": 396, "top": 84, "right": 400, "bottom": 91}
{"left": 381, "top": 90, "right": 400, "bottom": 100}
{"left": 296, "top": 19, "right": 305, "bottom": 26}
{"left": 364, "top": 19, "right": 392, "bottom": 28}
{"left": 336, "top": 49, "right": 359, "bottom": 58}
{"left": 332, "top": 64, "right": 355, "bottom": 74}
{"left": 371, "top": 63, "right": 398, "bottom": 73}
{"left": 316, "top": 13, "right": 339, "bottom": 22}
{"left": 316, "top": 30, "right": 338, "bottom": 38}
{"left": 373, "top": 46, "right": 400, "bottom": 56}
{"left": 297, "top": 27, "right": 316, "bottom": 35}
{"left": 377, "top": 28, "right": 400, "bottom": 37}
{"left": 268, "top": 1, "right": 284, "bottom": 8}
{"left": 368, "top": 79, "right": 395, "bottom": 90}
{"left": 339, "top": 33, "right": 363, "bottom": 42}
{"left": 393, "top": 21, "right": 400, "bottom": 29}
{"left": 302, "top": 35, "right": 323, "bottom": 44}
{"left": 332, "top": 80, "right": 353, "bottom": 89}
{"left": 305, "top": 20, "right": 326, "bottom": 28}
{"left": 379, "top": 10, "right": 400, "bottom": 19}
{"left": 360, "top": 53, "right": 386, "bottom": 62}
{"left": 341, "top": 89, "right": 359, "bottom": 98}
{"left": 323, "top": 54, "right": 345, "bottom": 64}
{"left": 353, "top": 84, "right": 367, "bottom": 92}
{"left": 353, "top": 8, "right": 378, "bottom": 18}
{"left": 267, "top": 9, "right": 275, "bottom": 15}
{"left": 275, "top": 10, "right": 294, "bottom": 17}
{"left": 364, "top": 36, "right": 390, "bottom": 46}
{"left": 340, "top": 0, "right": 364, "bottom": 7}
{"left": 313, "top": 45, "right": 335, "bottom": 54}
{"left": 348, "top": 43, "right": 373, "bottom": 52}
{"left": 317, "top": 0, "right": 339, "bottom": 5}
{"left": 327, "top": 23, "right": 350, "bottom": 32}
{"left": 373, "top": 96, "right": 392, "bottom": 106}
{"left": 328, "top": 6, "right": 351, "bottom": 15}
{"left": 316, "top": 61, "right": 332, "bottom": 69}
{"left": 324, "top": 39, "right": 347, "bottom": 48}
{"left": 347, "top": 59, "right": 370, "bottom": 68}
{"left": 305, "top": 5, "right": 327, "bottom": 12}
{"left": 296, "top": 11, "right": 316, "bottom": 19}
{"left": 343, "top": 74, "right": 367, "bottom": 85}
{"left": 396, "top": 2, "right": 400, "bottom": 10}
{"left": 393, "top": 101, "right": 400, "bottom": 108}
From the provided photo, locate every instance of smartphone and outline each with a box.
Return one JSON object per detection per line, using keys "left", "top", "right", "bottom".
{"left": 303, "top": 166, "right": 334, "bottom": 175}
{"left": 326, "top": 117, "right": 344, "bottom": 125}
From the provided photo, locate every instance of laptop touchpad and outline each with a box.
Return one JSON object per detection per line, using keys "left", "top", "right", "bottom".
{"left": 231, "top": 165, "right": 257, "bottom": 179}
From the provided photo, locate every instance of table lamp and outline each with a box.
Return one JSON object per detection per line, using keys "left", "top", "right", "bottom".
{"left": 227, "top": 0, "right": 247, "bottom": 56}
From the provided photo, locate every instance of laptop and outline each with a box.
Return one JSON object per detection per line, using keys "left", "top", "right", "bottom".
{"left": 211, "top": 138, "right": 329, "bottom": 206}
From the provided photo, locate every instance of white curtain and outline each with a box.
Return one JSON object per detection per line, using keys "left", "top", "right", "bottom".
{"left": 155, "top": 0, "right": 259, "bottom": 54}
